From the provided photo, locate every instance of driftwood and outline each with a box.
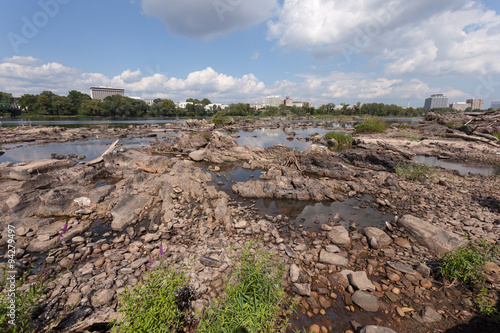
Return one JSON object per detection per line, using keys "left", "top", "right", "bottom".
{"left": 445, "top": 132, "right": 499, "bottom": 147}
{"left": 85, "top": 139, "right": 120, "bottom": 165}
{"left": 282, "top": 151, "right": 302, "bottom": 172}
{"left": 376, "top": 141, "right": 416, "bottom": 159}
{"left": 135, "top": 165, "right": 157, "bottom": 174}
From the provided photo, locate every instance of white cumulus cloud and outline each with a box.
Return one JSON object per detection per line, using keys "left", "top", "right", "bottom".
{"left": 142, "top": 0, "right": 278, "bottom": 39}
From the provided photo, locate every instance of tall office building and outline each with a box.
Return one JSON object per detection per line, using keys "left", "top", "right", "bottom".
{"left": 466, "top": 99, "right": 484, "bottom": 110}
{"left": 265, "top": 95, "right": 282, "bottom": 108}
{"left": 424, "top": 94, "right": 449, "bottom": 109}
{"left": 491, "top": 101, "right": 500, "bottom": 110}
{"left": 90, "top": 86, "right": 125, "bottom": 101}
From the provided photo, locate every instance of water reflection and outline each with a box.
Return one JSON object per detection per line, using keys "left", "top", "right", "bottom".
{"left": 413, "top": 156, "right": 500, "bottom": 176}
{"left": 0, "top": 117, "right": 184, "bottom": 128}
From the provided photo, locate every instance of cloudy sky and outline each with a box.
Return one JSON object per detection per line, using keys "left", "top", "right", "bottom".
{"left": 1, "top": 0, "right": 500, "bottom": 108}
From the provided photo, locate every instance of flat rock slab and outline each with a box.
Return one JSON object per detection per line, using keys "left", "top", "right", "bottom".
{"left": 398, "top": 215, "right": 464, "bottom": 256}
{"left": 327, "top": 225, "right": 351, "bottom": 247}
{"left": 8, "top": 159, "right": 77, "bottom": 180}
{"left": 360, "top": 326, "right": 398, "bottom": 333}
{"left": 352, "top": 290, "right": 379, "bottom": 312}
{"left": 364, "top": 227, "right": 392, "bottom": 248}
{"left": 111, "top": 193, "right": 150, "bottom": 231}
{"left": 348, "top": 271, "right": 376, "bottom": 291}
{"left": 319, "top": 250, "right": 349, "bottom": 267}
{"left": 387, "top": 261, "right": 416, "bottom": 275}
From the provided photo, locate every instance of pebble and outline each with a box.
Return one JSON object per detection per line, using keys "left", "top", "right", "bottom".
{"left": 420, "top": 279, "right": 432, "bottom": 289}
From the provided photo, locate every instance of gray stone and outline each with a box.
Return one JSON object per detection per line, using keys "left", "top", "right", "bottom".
{"left": 189, "top": 149, "right": 207, "bottom": 162}
{"left": 327, "top": 226, "right": 351, "bottom": 247}
{"left": 284, "top": 245, "right": 297, "bottom": 258}
{"left": 234, "top": 220, "right": 249, "bottom": 229}
{"left": 144, "top": 233, "right": 160, "bottom": 243}
{"left": 416, "top": 263, "right": 431, "bottom": 278}
{"left": 360, "top": 326, "right": 397, "bottom": 333}
{"left": 325, "top": 245, "right": 340, "bottom": 253}
{"left": 319, "top": 250, "right": 348, "bottom": 267}
{"left": 72, "top": 236, "right": 85, "bottom": 243}
{"left": 421, "top": 306, "right": 442, "bottom": 323}
{"left": 364, "top": 227, "right": 392, "bottom": 248}
{"left": 17, "top": 227, "right": 30, "bottom": 236}
{"left": 291, "top": 283, "right": 311, "bottom": 297}
{"left": 352, "top": 291, "right": 379, "bottom": 312}
{"left": 200, "top": 256, "right": 222, "bottom": 268}
{"left": 8, "top": 159, "right": 77, "bottom": 180}
{"left": 398, "top": 215, "right": 464, "bottom": 256}
{"left": 91, "top": 289, "right": 115, "bottom": 308}
{"left": 130, "top": 258, "right": 149, "bottom": 269}
{"left": 348, "top": 271, "right": 376, "bottom": 291}
{"left": 290, "top": 264, "right": 300, "bottom": 283}
{"left": 66, "top": 292, "right": 82, "bottom": 308}
{"left": 111, "top": 194, "right": 150, "bottom": 231}
{"left": 387, "top": 261, "right": 416, "bottom": 275}
{"left": 78, "top": 262, "right": 94, "bottom": 276}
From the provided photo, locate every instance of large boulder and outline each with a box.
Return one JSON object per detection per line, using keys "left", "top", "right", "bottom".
{"left": 327, "top": 226, "right": 351, "bottom": 247}
{"left": 398, "top": 215, "right": 464, "bottom": 256}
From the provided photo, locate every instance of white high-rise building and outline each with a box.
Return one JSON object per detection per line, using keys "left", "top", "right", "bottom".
{"left": 265, "top": 95, "right": 282, "bottom": 108}
{"left": 424, "top": 94, "right": 448, "bottom": 109}
{"left": 90, "top": 86, "right": 125, "bottom": 101}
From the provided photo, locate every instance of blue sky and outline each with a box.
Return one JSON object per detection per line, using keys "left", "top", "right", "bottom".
{"left": 1, "top": 0, "right": 500, "bottom": 108}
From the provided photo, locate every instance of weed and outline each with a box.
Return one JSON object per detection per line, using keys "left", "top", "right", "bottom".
{"left": 493, "top": 132, "right": 500, "bottom": 140}
{"left": 445, "top": 121, "right": 456, "bottom": 128}
{"left": 197, "top": 243, "right": 291, "bottom": 333}
{"left": 112, "top": 263, "right": 190, "bottom": 333}
{"left": 353, "top": 117, "right": 387, "bottom": 134}
{"left": 440, "top": 240, "right": 499, "bottom": 284}
{"left": 476, "top": 287, "right": 499, "bottom": 321}
{"left": 324, "top": 132, "right": 354, "bottom": 149}
{"left": 211, "top": 111, "right": 232, "bottom": 126}
{"left": 395, "top": 162, "right": 435, "bottom": 182}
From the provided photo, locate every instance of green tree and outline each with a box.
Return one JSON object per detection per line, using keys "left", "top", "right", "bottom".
{"left": 67, "top": 90, "right": 91, "bottom": 115}
{"left": 80, "top": 99, "right": 102, "bottom": 116}
{"left": 19, "top": 94, "right": 37, "bottom": 111}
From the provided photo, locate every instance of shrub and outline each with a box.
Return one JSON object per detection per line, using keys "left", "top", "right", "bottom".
{"left": 440, "top": 240, "right": 499, "bottom": 284}
{"left": 476, "top": 287, "right": 499, "bottom": 321}
{"left": 197, "top": 243, "right": 291, "bottom": 333}
{"left": 353, "top": 117, "right": 388, "bottom": 134}
{"left": 113, "top": 264, "right": 190, "bottom": 333}
{"left": 211, "top": 111, "right": 232, "bottom": 126}
{"left": 324, "top": 131, "right": 353, "bottom": 149}
{"left": 395, "top": 162, "right": 435, "bottom": 182}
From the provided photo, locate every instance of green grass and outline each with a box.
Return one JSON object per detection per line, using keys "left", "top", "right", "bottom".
{"left": 211, "top": 111, "right": 233, "bottom": 125}
{"left": 390, "top": 133, "right": 421, "bottom": 140}
{"left": 476, "top": 287, "right": 500, "bottom": 322}
{"left": 113, "top": 264, "right": 190, "bottom": 333}
{"left": 440, "top": 240, "right": 499, "bottom": 284}
{"left": 395, "top": 162, "right": 435, "bottom": 182}
{"left": 445, "top": 121, "right": 456, "bottom": 128}
{"left": 197, "top": 243, "right": 291, "bottom": 333}
{"left": 353, "top": 117, "right": 388, "bottom": 134}
{"left": 324, "top": 131, "right": 354, "bottom": 149}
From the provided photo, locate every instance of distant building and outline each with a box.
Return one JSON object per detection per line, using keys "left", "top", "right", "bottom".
{"left": 450, "top": 102, "right": 470, "bottom": 111}
{"left": 424, "top": 94, "right": 448, "bottom": 109}
{"left": 130, "top": 97, "right": 155, "bottom": 106}
{"left": 90, "top": 86, "right": 125, "bottom": 101}
{"left": 205, "top": 103, "right": 228, "bottom": 111}
{"left": 176, "top": 101, "right": 192, "bottom": 109}
{"left": 466, "top": 98, "right": 484, "bottom": 110}
{"left": 491, "top": 101, "right": 500, "bottom": 110}
{"left": 265, "top": 95, "right": 282, "bottom": 108}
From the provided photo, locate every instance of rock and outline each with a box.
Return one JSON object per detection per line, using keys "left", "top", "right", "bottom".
{"left": 74, "top": 197, "right": 91, "bottom": 207}
{"left": 200, "top": 256, "right": 222, "bottom": 268}
{"left": 363, "top": 227, "right": 392, "bottom": 248}
{"left": 292, "top": 283, "right": 311, "bottom": 297}
{"left": 130, "top": 258, "right": 149, "bottom": 269}
{"left": 360, "top": 326, "right": 397, "bottom": 333}
{"left": 89, "top": 185, "right": 115, "bottom": 204}
{"left": 91, "top": 289, "right": 115, "bottom": 308}
{"left": 398, "top": 215, "right": 464, "bottom": 256}
{"left": 352, "top": 290, "right": 379, "bottom": 312}
{"left": 325, "top": 245, "right": 340, "bottom": 253}
{"left": 8, "top": 159, "right": 77, "bottom": 180}
{"left": 420, "top": 306, "right": 442, "bottom": 323}
{"left": 348, "top": 271, "right": 376, "bottom": 291}
{"left": 234, "top": 220, "right": 249, "bottom": 229}
{"left": 189, "top": 149, "right": 207, "bottom": 161}
{"left": 144, "top": 233, "right": 160, "bottom": 243}
{"left": 17, "top": 226, "right": 30, "bottom": 236}
{"left": 66, "top": 292, "right": 82, "bottom": 308}
{"left": 319, "top": 250, "right": 349, "bottom": 267}
{"left": 290, "top": 264, "right": 300, "bottom": 283}
{"left": 284, "top": 245, "right": 297, "bottom": 258}
{"left": 309, "top": 324, "right": 320, "bottom": 333}
{"left": 71, "top": 236, "right": 85, "bottom": 243}
{"left": 327, "top": 226, "right": 351, "bottom": 247}
{"left": 420, "top": 279, "right": 432, "bottom": 289}
{"left": 78, "top": 262, "right": 94, "bottom": 276}
{"left": 387, "top": 261, "right": 416, "bottom": 275}
{"left": 111, "top": 193, "right": 150, "bottom": 231}
{"left": 387, "top": 273, "right": 400, "bottom": 282}
{"left": 416, "top": 262, "right": 431, "bottom": 278}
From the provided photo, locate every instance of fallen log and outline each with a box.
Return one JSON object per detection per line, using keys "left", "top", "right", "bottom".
{"left": 85, "top": 139, "right": 120, "bottom": 165}
{"left": 376, "top": 141, "right": 416, "bottom": 159}
{"left": 444, "top": 132, "right": 499, "bottom": 147}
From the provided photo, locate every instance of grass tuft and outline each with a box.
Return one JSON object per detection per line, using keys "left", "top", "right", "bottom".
{"left": 324, "top": 131, "right": 353, "bottom": 149}
{"left": 353, "top": 117, "right": 388, "bottom": 134}
{"left": 395, "top": 162, "right": 435, "bottom": 182}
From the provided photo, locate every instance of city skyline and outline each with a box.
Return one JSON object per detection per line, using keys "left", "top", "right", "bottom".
{"left": 1, "top": 1, "right": 500, "bottom": 108}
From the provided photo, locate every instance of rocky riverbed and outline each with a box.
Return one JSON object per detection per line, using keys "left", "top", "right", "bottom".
{"left": 0, "top": 114, "right": 499, "bottom": 332}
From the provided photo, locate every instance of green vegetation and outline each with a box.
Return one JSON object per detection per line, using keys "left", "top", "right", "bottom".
{"left": 211, "top": 111, "right": 233, "bottom": 125}
{"left": 395, "top": 162, "right": 435, "bottom": 182}
{"left": 0, "top": 268, "right": 47, "bottom": 332}
{"left": 353, "top": 117, "right": 388, "bottom": 134}
{"left": 113, "top": 265, "right": 190, "bottom": 333}
{"left": 445, "top": 121, "right": 456, "bottom": 128}
{"left": 197, "top": 244, "right": 291, "bottom": 333}
{"left": 440, "top": 240, "right": 499, "bottom": 284}
{"left": 493, "top": 132, "right": 500, "bottom": 140}
{"left": 390, "top": 133, "right": 421, "bottom": 140}
{"left": 324, "top": 131, "right": 354, "bottom": 149}
{"left": 476, "top": 287, "right": 499, "bottom": 321}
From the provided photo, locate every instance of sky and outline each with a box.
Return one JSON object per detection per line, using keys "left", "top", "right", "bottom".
{"left": 0, "top": 0, "right": 500, "bottom": 108}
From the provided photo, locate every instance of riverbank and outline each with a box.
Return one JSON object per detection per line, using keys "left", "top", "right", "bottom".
{"left": 0, "top": 114, "right": 499, "bottom": 332}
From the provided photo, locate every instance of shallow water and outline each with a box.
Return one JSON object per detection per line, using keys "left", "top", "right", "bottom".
{"left": 413, "top": 156, "right": 500, "bottom": 175}
{"left": 0, "top": 117, "right": 183, "bottom": 128}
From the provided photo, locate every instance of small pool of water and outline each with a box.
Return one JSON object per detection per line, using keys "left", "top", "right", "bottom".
{"left": 413, "top": 156, "right": 500, "bottom": 176}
